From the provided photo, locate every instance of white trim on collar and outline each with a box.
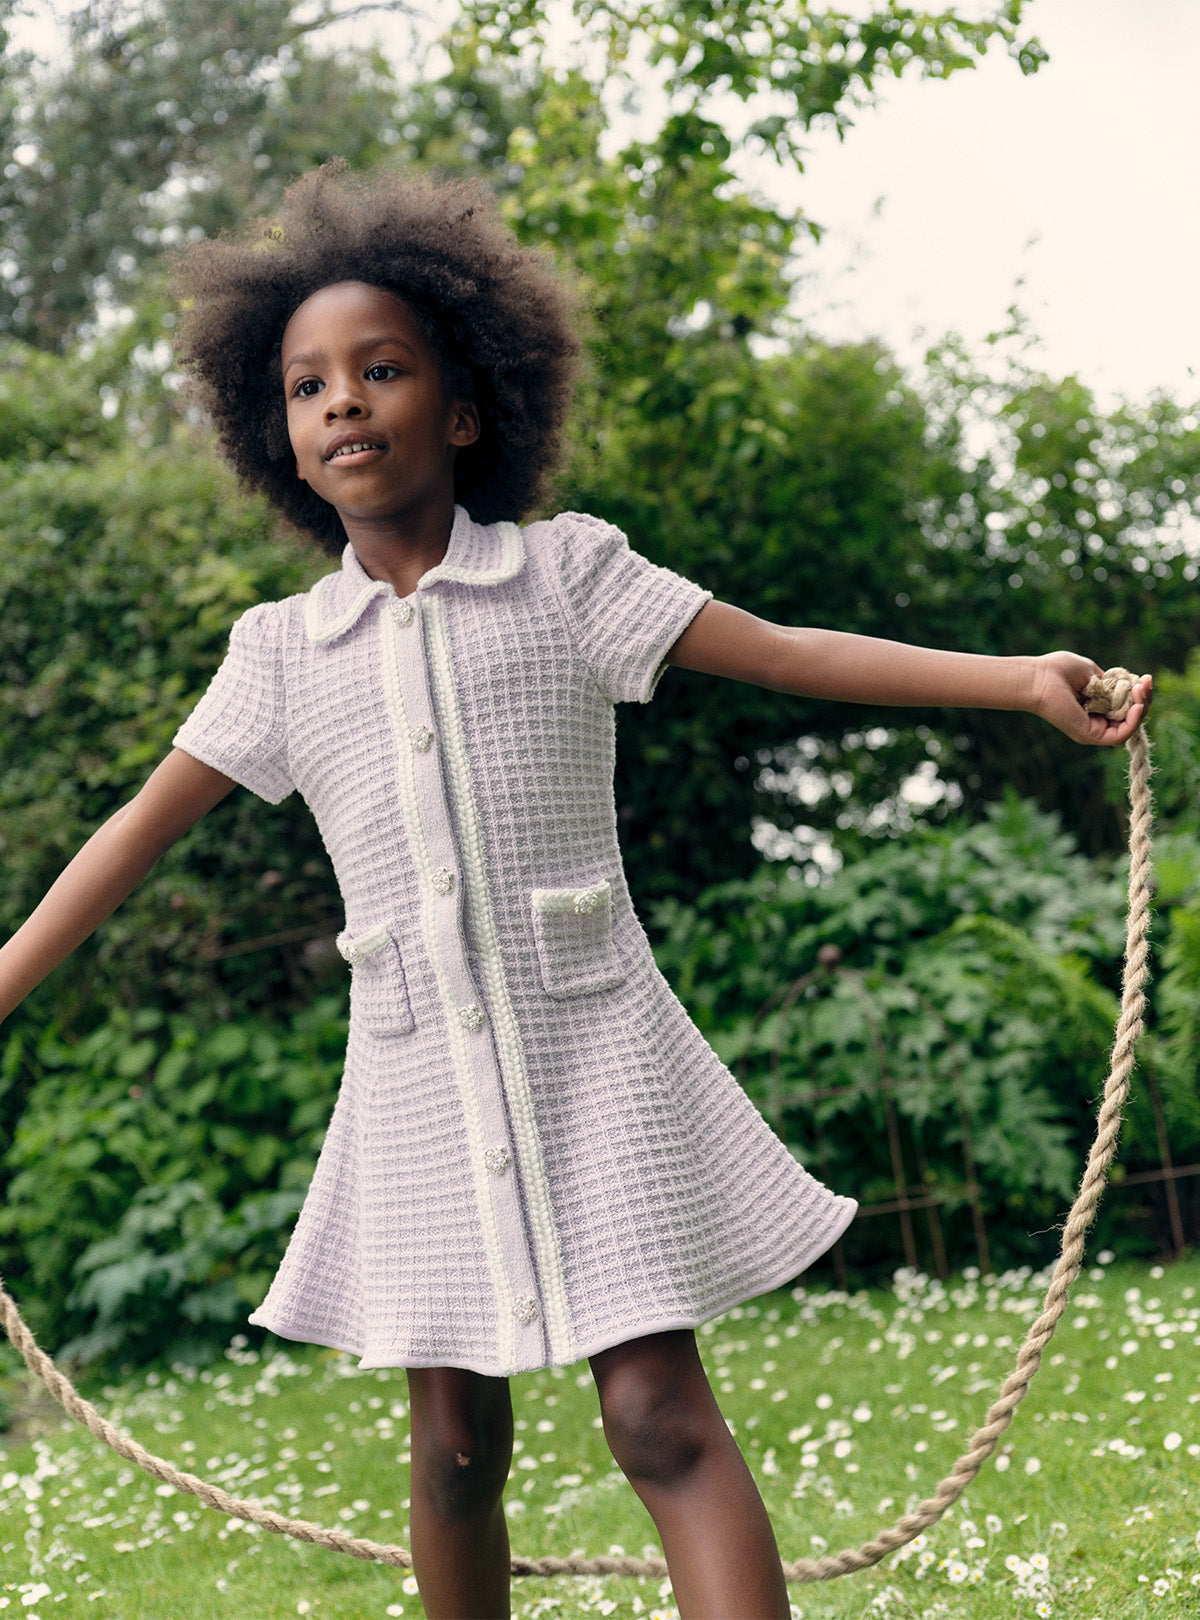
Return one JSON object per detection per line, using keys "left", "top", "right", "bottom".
{"left": 419, "top": 519, "right": 524, "bottom": 590}
{"left": 303, "top": 510, "right": 526, "bottom": 645}
{"left": 303, "top": 569, "right": 390, "bottom": 645}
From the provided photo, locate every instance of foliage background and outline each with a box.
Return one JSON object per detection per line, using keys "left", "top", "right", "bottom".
{"left": 0, "top": 0, "right": 1196, "bottom": 1366}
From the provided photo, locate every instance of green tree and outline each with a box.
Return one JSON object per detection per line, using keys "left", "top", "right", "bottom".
{"left": 462, "top": 0, "right": 1047, "bottom": 160}
{"left": 0, "top": 998, "right": 346, "bottom": 1361}
{"left": 0, "top": 0, "right": 401, "bottom": 348}
{"left": 897, "top": 335, "right": 1200, "bottom": 849}
{"left": 585, "top": 323, "right": 1200, "bottom": 901}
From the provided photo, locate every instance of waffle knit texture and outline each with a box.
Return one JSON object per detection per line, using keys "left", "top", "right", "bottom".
{"left": 174, "top": 508, "right": 856, "bottom": 1375}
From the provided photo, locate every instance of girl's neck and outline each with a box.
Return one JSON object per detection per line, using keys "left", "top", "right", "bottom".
{"left": 344, "top": 503, "right": 455, "bottom": 596}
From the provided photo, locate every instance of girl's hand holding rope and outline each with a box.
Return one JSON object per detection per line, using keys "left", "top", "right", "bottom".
{"left": 1031, "top": 652, "right": 1151, "bottom": 745}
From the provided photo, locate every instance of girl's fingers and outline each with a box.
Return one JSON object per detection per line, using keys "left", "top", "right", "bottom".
{"left": 1099, "top": 699, "right": 1145, "bottom": 745}
{"left": 1075, "top": 673, "right": 1152, "bottom": 745}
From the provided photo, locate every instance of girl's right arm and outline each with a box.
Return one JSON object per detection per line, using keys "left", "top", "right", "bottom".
{"left": 668, "top": 604, "right": 1150, "bottom": 746}
{"left": 0, "top": 749, "right": 236, "bottom": 1024}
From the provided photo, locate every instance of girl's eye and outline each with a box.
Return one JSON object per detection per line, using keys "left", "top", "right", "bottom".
{"left": 366, "top": 363, "right": 401, "bottom": 382}
{"left": 293, "top": 378, "right": 322, "bottom": 398}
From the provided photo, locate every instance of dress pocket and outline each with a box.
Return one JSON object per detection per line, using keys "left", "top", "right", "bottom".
{"left": 337, "top": 924, "right": 415, "bottom": 1036}
{"left": 530, "top": 879, "right": 627, "bottom": 999}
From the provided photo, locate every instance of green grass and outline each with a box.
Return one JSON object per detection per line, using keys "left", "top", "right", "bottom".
{"left": 1, "top": 1255, "right": 1197, "bottom": 1618}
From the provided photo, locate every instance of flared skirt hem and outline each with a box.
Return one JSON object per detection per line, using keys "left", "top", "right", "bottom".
{"left": 248, "top": 1193, "right": 858, "bottom": 1376}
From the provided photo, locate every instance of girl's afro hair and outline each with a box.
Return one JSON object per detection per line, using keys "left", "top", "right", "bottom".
{"left": 173, "top": 163, "right": 581, "bottom": 553}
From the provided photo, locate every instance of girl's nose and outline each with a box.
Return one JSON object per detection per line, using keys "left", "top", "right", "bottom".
{"left": 324, "top": 379, "right": 367, "bottom": 420}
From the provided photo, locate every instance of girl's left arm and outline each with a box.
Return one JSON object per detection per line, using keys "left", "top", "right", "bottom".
{"left": 667, "top": 601, "right": 1151, "bottom": 746}
{"left": 0, "top": 749, "right": 237, "bottom": 1024}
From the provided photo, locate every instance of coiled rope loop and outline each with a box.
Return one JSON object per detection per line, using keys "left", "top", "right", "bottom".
{"left": 0, "top": 668, "right": 1153, "bottom": 1584}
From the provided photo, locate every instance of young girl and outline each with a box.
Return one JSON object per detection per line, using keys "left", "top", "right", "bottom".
{"left": 0, "top": 167, "right": 1149, "bottom": 1619}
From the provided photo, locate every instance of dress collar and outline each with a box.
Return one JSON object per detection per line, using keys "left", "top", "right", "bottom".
{"left": 303, "top": 506, "right": 525, "bottom": 645}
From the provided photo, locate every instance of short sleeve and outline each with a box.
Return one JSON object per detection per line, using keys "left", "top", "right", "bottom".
{"left": 543, "top": 512, "right": 711, "bottom": 704}
{"left": 173, "top": 602, "right": 294, "bottom": 803}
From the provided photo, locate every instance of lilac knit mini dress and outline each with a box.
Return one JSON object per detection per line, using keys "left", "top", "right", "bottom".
{"left": 174, "top": 507, "right": 856, "bottom": 1376}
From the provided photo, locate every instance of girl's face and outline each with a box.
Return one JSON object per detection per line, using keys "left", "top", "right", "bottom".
{"left": 281, "top": 281, "right": 479, "bottom": 545}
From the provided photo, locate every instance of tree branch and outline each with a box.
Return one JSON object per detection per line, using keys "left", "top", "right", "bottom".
{"left": 284, "top": 0, "right": 421, "bottom": 41}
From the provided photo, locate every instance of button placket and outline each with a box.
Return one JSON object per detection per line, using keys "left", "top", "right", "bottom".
{"left": 386, "top": 593, "right": 545, "bottom": 1362}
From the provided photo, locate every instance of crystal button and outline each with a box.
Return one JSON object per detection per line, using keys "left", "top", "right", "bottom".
{"left": 411, "top": 725, "right": 435, "bottom": 753}
{"left": 431, "top": 867, "right": 455, "bottom": 896}
{"left": 458, "top": 1003, "right": 486, "bottom": 1033}
{"left": 390, "top": 598, "right": 415, "bottom": 627}
{"left": 484, "top": 1146, "right": 511, "bottom": 1175}
{"left": 512, "top": 1295, "right": 539, "bottom": 1324}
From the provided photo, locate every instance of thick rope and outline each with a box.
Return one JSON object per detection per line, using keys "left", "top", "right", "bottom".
{"left": 0, "top": 669, "right": 1152, "bottom": 1584}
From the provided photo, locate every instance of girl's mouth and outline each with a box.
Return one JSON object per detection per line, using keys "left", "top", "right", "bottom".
{"left": 326, "top": 440, "right": 384, "bottom": 463}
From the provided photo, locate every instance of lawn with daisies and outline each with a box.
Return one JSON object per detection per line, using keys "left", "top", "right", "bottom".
{"left": 1, "top": 1255, "right": 1197, "bottom": 1619}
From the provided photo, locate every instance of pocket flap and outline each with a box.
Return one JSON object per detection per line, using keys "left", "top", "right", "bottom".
{"left": 337, "top": 923, "right": 414, "bottom": 1036}
{"left": 336, "top": 924, "right": 393, "bottom": 965}
{"left": 531, "top": 879, "right": 612, "bottom": 917}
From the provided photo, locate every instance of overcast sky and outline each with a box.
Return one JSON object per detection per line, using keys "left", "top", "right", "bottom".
{"left": 760, "top": 0, "right": 1200, "bottom": 402}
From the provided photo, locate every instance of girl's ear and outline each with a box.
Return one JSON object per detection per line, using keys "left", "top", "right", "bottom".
{"left": 295, "top": 459, "right": 307, "bottom": 484}
{"left": 450, "top": 401, "right": 481, "bottom": 447}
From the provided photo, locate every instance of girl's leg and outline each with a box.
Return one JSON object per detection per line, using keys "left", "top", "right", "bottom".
{"left": 406, "top": 1365, "right": 514, "bottom": 1619}
{"left": 590, "top": 1330, "right": 789, "bottom": 1620}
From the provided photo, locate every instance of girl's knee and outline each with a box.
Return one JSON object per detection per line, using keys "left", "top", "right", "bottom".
{"left": 593, "top": 1344, "right": 715, "bottom": 1490}
{"left": 415, "top": 1439, "right": 510, "bottom": 1520}
{"left": 408, "top": 1370, "right": 513, "bottom": 1521}
{"left": 602, "top": 1391, "right": 705, "bottom": 1488}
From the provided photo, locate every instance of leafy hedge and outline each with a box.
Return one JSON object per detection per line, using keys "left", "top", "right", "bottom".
{"left": 1136, "top": 654, "right": 1200, "bottom": 1246}
{"left": 652, "top": 794, "right": 1189, "bottom": 1275}
{"left": 0, "top": 343, "right": 336, "bottom": 1034}
{"left": 0, "top": 997, "right": 346, "bottom": 1365}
